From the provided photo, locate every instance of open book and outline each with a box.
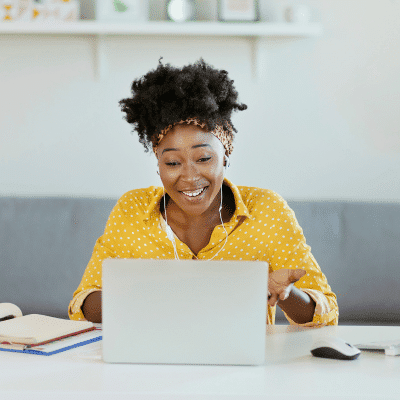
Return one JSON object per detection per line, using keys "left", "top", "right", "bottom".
{"left": 0, "top": 303, "right": 101, "bottom": 355}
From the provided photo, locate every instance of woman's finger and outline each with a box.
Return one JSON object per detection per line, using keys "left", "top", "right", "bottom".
{"left": 288, "top": 269, "right": 306, "bottom": 283}
{"left": 268, "top": 293, "right": 279, "bottom": 307}
{"left": 278, "top": 283, "right": 294, "bottom": 301}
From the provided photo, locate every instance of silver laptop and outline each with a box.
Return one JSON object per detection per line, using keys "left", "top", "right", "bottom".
{"left": 102, "top": 259, "right": 268, "bottom": 365}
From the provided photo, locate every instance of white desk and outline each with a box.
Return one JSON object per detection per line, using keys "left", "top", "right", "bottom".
{"left": 1, "top": 325, "right": 399, "bottom": 400}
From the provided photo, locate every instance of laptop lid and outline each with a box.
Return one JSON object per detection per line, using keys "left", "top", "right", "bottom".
{"left": 102, "top": 259, "right": 268, "bottom": 365}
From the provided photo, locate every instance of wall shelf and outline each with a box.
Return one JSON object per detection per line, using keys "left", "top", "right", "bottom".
{"left": 0, "top": 21, "right": 322, "bottom": 36}
{"left": 0, "top": 21, "right": 323, "bottom": 79}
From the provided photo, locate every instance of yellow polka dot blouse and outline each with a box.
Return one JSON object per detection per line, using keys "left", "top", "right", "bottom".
{"left": 69, "top": 178, "right": 338, "bottom": 326}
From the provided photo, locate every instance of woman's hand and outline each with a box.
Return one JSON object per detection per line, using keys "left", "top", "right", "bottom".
{"left": 268, "top": 269, "right": 306, "bottom": 307}
{"left": 82, "top": 291, "right": 102, "bottom": 323}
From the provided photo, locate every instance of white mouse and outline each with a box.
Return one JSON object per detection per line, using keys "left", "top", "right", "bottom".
{"left": 311, "top": 336, "right": 361, "bottom": 360}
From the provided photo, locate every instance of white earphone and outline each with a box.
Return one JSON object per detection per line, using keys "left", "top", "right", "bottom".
{"left": 224, "top": 155, "right": 230, "bottom": 169}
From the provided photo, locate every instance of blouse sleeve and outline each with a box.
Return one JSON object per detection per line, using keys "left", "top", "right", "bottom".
{"left": 68, "top": 201, "right": 122, "bottom": 321}
{"left": 266, "top": 192, "right": 339, "bottom": 327}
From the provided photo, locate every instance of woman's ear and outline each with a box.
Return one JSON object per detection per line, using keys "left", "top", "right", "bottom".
{"left": 224, "top": 155, "right": 230, "bottom": 168}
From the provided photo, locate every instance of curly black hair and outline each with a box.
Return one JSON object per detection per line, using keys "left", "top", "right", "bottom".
{"left": 119, "top": 58, "right": 247, "bottom": 153}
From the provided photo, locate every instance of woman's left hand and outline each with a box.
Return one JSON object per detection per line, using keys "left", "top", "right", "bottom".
{"left": 268, "top": 269, "right": 306, "bottom": 307}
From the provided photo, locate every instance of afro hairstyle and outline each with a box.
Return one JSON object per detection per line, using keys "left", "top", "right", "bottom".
{"left": 119, "top": 58, "right": 247, "bottom": 153}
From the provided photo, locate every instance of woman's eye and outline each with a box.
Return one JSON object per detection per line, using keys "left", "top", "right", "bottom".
{"left": 165, "top": 157, "right": 211, "bottom": 166}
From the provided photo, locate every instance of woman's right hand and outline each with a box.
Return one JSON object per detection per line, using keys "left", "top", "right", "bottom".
{"left": 268, "top": 269, "right": 306, "bottom": 307}
{"left": 82, "top": 291, "right": 102, "bottom": 323}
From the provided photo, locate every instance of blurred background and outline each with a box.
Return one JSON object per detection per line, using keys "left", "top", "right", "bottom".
{"left": 0, "top": 0, "right": 400, "bottom": 201}
{"left": 1, "top": 0, "right": 399, "bottom": 201}
{"left": 1, "top": 0, "right": 400, "bottom": 324}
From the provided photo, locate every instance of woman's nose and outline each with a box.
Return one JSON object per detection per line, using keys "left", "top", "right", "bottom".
{"left": 181, "top": 161, "right": 199, "bottom": 181}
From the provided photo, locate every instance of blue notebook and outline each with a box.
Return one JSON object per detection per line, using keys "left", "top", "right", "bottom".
{"left": 0, "top": 329, "right": 102, "bottom": 356}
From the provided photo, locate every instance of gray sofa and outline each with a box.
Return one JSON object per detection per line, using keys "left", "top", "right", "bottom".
{"left": 1, "top": 196, "right": 399, "bottom": 324}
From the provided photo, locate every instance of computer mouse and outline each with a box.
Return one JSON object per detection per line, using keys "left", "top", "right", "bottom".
{"left": 311, "top": 336, "right": 361, "bottom": 360}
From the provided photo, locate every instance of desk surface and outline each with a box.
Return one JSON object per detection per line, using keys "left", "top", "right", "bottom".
{"left": 1, "top": 325, "right": 399, "bottom": 400}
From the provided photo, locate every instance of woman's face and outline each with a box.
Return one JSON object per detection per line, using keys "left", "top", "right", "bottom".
{"left": 157, "top": 124, "right": 226, "bottom": 218}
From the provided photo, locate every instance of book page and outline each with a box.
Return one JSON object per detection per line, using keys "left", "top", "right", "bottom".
{"left": 0, "top": 303, "right": 23, "bottom": 320}
{"left": 0, "top": 314, "right": 94, "bottom": 345}
{"left": 25, "top": 329, "right": 102, "bottom": 353}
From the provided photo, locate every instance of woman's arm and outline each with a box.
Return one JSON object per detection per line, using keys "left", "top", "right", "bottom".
{"left": 82, "top": 291, "right": 102, "bottom": 323}
{"left": 260, "top": 190, "right": 338, "bottom": 326}
{"left": 277, "top": 286, "right": 316, "bottom": 324}
{"left": 69, "top": 200, "right": 123, "bottom": 321}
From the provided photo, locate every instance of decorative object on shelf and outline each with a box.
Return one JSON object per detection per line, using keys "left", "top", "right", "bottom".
{"left": 284, "top": 5, "right": 311, "bottom": 24}
{"left": 0, "top": 0, "right": 79, "bottom": 22}
{"left": 31, "top": 0, "right": 60, "bottom": 22}
{"left": 56, "top": 0, "right": 79, "bottom": 22}
{"left": 96, "top": 0, "right": 149, "bottom": 22}
{"left": 31, "top": 0, "right": 79, "bottom": 22}
{"left": 167, "top": 0, "right": 194, "bottom": 23}
{"left": 218, "top": 0, "right": 258, "bottom": 22}
{"left": 1, "top": 0, "right": 31, "bottom": 21}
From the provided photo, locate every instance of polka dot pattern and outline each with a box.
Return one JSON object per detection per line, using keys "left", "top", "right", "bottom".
{"left": 68, "top": 179, "right": 338, "bottom": 326}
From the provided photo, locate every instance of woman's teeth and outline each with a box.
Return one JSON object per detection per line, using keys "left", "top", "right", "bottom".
{"left": 181, "top": 187, "right": 206, "bottom": 197}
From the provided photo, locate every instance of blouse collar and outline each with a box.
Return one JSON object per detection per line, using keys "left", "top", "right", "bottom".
{"left": 144, "top": 177, "right": 250, "bottom": 222}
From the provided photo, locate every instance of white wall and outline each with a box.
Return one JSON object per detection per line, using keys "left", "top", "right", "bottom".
{"left": 1, "top": 0, "right": 399, "bottom": 201}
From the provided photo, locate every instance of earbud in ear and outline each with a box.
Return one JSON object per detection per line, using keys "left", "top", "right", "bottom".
{"left": 224, "top": 155, "right": 230, "bottom": 168}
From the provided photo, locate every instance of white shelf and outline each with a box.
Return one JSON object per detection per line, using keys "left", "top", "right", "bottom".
{"left": 0, "top": 21, "right": 322, "bottom": 36}
{"left": 0, "top": 21, "right": 323, "bottom": 80}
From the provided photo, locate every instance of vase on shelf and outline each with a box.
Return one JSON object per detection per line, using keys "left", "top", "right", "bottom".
{"left": 284, "top": 5, "right": 311, "bottom": 24}
{"left": 167, "top": 0, "right": 194, "bottom": 23}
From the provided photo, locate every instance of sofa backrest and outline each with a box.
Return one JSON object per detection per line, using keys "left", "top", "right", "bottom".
{"left": 275, "top": 201, "right": 400, "bottom": 324}
{"left": 1, "top": 197, "right": 115, "bottom": 318}
{"left": 1, "top": 197, "right": 399, "bottom": 324}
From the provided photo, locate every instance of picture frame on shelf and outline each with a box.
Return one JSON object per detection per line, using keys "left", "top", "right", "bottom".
{"left": 218, "top": 0, "right": 258, "bottom": 22}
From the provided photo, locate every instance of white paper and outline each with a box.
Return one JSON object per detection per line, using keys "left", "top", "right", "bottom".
{"left": 0, "top": 314, "right": 94, "bottom": 344}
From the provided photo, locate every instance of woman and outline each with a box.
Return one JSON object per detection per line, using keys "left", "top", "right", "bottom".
{"left": 69, "top": 59, "right": 338, "bottom": 326}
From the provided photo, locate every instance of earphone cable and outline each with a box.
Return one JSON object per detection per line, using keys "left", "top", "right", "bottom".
{"left": 207, "top": 185, "right": 228, "bottom": 261}
{"left": 163, "top": 187, "right": 180, "bottom": 260}
{"left": 163, "top": 184, "right": 229, "bottom": 261}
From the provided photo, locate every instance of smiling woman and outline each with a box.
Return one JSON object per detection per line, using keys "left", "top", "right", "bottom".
{"left": 157, "top": 125, "right": 230, "bottom": 257}
{"left": 68, "top": 59, "right": 338, "bottom": 327}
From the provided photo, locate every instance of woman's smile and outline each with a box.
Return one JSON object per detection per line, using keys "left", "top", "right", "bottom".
{"left": 179, "top": 186, "right": 209, "bottom": 201}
